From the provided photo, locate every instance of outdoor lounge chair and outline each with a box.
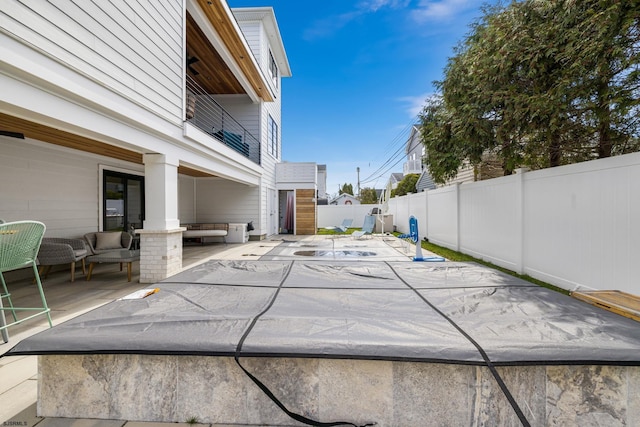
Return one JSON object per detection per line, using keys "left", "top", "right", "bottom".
{"left": 84, "top": 231, "right": 133, "bottom": 255}
{"left": 324, "top": 218, "right": 353, "bottom": 234}
{"left": 37, "top": 238, "right": 88, "bottom": 282}
{"left": 352, "top": 215, "right": 376, "bottom": 239}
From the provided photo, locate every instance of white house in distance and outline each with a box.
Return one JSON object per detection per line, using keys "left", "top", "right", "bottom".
{"left": 0, "top": 1, "right": 291, "bottom": 282}
{"left": 330, "top": 193, "right": 360, "bottom": 205}
{"left": 403, "top": 125, "right": 424, "bottom": 176}
{"left": 388, "top": 124, "right": 474, "bottom": 193}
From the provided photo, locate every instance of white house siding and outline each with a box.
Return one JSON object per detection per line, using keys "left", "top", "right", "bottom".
{"left": 234, "top": 14, "right": 283, "bottom": 237}
{"left": 276, "top": 163, "right": 317, "bottom": 186}
{"left": 445, "top": 164, "right": 475, "bottom": 186}
{"left": 193, "top": 178, "right": 260, "bottom": 225}
{"left": 237, "top": 21, "right": 262, "bottom": 60}
{"left": 178, "top": 175, "right": 197, "bottom": 224}
{"left": 0, "top": 136, "right": 143, "bottom": 238}
{"left": 0, "top": 0, "right": 183, "bottom": 124}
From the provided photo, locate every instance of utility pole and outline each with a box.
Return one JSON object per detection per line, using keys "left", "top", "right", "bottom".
{"left": 356, "top": 167, "right": 360, "bottom": 198}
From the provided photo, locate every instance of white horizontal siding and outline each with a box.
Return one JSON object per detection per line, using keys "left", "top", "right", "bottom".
{"left": 212, "top": 95, "right": 261, "bottom": 139}
{"left": 1, "top": 0, "right": 183, "bottom": 124}
{"left": 193, "top": 178, "right": 259, "bottom": 224}
{"left": 237, "top": 18, "right": 281, "bottom": 97}
{"left": 0, "top": 136, "right": 143, "bottom": 238}
{"left": 178, "top": 175, "right": 196, "bottom": 224}
{"left": 445, "top": 164, "right": 475, "bottom": 186}
{"left": 276, "top": 163, "right": 316, "bottom": 184}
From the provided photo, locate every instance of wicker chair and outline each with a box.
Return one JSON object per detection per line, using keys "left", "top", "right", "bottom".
{"left": 84, "top": 231, "right": 132, "bottom": 255}
{"left": 37, "top": 238, "right": 88, "bottom": 282}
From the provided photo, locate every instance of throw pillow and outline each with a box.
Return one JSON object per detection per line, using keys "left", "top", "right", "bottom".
{"left": 95, "top": 232, "right": 122, "bottom": 250}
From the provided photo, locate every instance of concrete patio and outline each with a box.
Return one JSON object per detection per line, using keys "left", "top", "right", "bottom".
{"left": 0, "top": 237, "right": 293, "bottom": 426}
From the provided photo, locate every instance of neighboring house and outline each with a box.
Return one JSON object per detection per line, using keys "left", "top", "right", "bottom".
{"left": 416, "top": 172, "right": 437, "bottom": 192}
{"left": 330, "top": 194, "right": 360, "bottom": 205}
{"left": 388, "top": 173, "right": 405, "bottom": 190}
{"left": 403, "top": 125, "right": 436, "bottom": 192}
{"left": 316, "top": 164, "right": 328, "bottom": 202}
{"left": 402, "top": 124, "right": 474, "bottom": 191}
{"left": 0, "top": 0, "right": 291, "bottom": 282}
{"left": 403, "top": 125, "right": 424, "bottom": 175}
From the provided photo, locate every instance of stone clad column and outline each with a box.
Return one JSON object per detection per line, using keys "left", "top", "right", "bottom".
{"left": 138, "top": 153, "right": 184, "bottom": 283}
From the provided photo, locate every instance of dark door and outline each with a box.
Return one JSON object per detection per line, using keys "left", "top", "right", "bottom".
{"left": 103, "top": 171, "right": 145, "bottom": 233}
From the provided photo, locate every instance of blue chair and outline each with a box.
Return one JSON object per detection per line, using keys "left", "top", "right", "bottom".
{"left": 324, "top": 218, "right": 353, "bottom": 234}
{"left": 352, "top": 215, "right": 376, "bottom": 239}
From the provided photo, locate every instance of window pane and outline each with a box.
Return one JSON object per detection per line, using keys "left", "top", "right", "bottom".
{"left": 105, "top": 175, "right": 125, "bottom": 231}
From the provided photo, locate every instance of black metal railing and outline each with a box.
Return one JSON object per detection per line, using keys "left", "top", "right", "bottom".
{"left": 185, "top": 75, "right": 261, "bottom": 165}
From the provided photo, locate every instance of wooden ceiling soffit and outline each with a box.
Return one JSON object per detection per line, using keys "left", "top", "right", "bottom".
{"left": 194, "top": 0, "right": 273, "bottom": 102}
{"left": 0, "top": 112, "right": 142, "bottom": 164}
{"left": 178, "top": 165, "right": 216, "bottom": 178}
{"left": 186, "top": 13, "right": 245, "bottom": 95}
{"left": 1, "top": 113, "right": 222, "bottom": 178}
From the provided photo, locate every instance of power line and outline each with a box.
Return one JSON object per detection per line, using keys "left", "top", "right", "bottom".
{"left": 360, "top": 117, "right": 418, "bottom": 186}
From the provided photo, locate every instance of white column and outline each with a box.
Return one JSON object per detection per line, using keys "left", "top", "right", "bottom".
{"left": 138, "top": 153, "right": 184, "bottom": 283}
{"left": 142, "top": 153, "right": 180, "bottom": 230}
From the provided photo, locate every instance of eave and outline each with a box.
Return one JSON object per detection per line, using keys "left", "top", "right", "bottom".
{"left": 190, "top": 0, "right": 274, "bottom": 102}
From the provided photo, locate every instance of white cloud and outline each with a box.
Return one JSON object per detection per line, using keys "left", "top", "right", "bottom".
{"left": 304, "top": 0, "right": 411, "bottom": 40}
{"left": 357, "top": 0, "right": 411, "bottom": 12}
{"left": 397, "top": 92, "right": 433, "bottom": 117}
{"left": 411, "top": 0, "right": 478, "bottom": 22}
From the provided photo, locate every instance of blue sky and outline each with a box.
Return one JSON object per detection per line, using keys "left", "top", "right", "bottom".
{"left": 230, "top": 0, "right": 496, "bottom": 198}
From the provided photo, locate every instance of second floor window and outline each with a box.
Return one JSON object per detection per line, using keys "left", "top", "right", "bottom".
{"left": 268, "top": 115, "right": 278, "bottom": 159}
{"left": 269, "top": 50, "right": 278, "bottom": 88}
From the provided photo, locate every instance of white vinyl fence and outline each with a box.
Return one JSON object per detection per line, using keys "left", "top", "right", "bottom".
{"left": 319, "top": 152, "right": 640, "bottom": 295}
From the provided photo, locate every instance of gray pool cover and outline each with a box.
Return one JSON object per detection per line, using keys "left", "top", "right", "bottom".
{"left": 5, "top": 260, "right": 640, "bottom": 365}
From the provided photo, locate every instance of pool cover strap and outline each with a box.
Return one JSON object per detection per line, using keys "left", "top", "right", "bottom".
{"left": 387, "top": 262, "right": 531, "bottom": 427}
{"left": 234, "top": 261, "right": 377, "bottom": 427}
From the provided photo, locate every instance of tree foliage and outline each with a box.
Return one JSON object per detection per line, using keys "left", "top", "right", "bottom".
{"left": 419, "top": 0, "right": 640, "bottom": 183}
{"left": 392, "top": 174, "right": 419, "bottom": 197}
{"left": 359, "top": 187, "right": 378, "bottom": 204}
{"left": 339, "top": 183, "right": 354, "bottom": 196}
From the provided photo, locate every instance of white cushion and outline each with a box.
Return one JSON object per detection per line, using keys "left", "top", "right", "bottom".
{"left": 183, "top": 230, "right": 227, "bottom": 237}
{"left": 95, "top": 232, "right": 122, "bottom": 250}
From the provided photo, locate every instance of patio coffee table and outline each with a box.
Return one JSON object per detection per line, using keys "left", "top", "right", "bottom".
{"left": 86, "top": 250, "right": 140, "bottom": 282}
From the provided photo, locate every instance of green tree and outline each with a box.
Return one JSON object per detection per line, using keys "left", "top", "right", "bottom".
{"left": 420, "top": 0, "right": 640, "bottom": 180}
{"left": 562, "top": 0, "right": 640, "bottom": 158}
{"left": 339, "top": 183, "right": 353, "bottom": 196}
{"left": 359, "top": 187, "right": 378, "bottom": 204}
{"left": 419, "top": 96, "right": 474, "bottom": 184}
{"left": 393, "top": 174, "right": 419, "bottom": 197}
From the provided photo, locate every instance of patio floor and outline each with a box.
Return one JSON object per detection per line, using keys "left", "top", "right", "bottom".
{"left": 0, "top": 235, "right": 417, "bottom": 426}
{"left": 2, "top": 235, "right": 639, "bottom": 426}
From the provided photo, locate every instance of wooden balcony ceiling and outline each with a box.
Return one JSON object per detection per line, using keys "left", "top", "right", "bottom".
{"left": 187, "top": 1, "right": 273, "bottom": 101}
{"left": 0, "top": 112, "right": 214, "bottom": 178}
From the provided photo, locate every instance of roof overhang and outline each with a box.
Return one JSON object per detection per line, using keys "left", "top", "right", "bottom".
{"left": 187, "top": 0, "right": 274, "bottom": 103}
{"left": 232, "top": 7, "right": 292, "bottom": 78}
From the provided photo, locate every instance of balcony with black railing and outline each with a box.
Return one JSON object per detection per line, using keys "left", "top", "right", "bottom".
{"left": 185, "top": 76, "right": 261, "bottom": 165}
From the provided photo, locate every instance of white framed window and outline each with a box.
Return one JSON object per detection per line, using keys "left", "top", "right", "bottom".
{"left": 269, "top": 50, "right": 278, "bottom": 88}
{"left": 268, "top": 115, "right": 279, "bottom": 159}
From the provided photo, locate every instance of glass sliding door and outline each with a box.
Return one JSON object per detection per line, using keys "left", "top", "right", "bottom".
{"left": 103, "top": 171, "right": 144, "bottom": 233}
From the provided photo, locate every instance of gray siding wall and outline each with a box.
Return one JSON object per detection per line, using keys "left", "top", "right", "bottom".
{"left": 1, "top": 0, "right": 184, "bottom": 124}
